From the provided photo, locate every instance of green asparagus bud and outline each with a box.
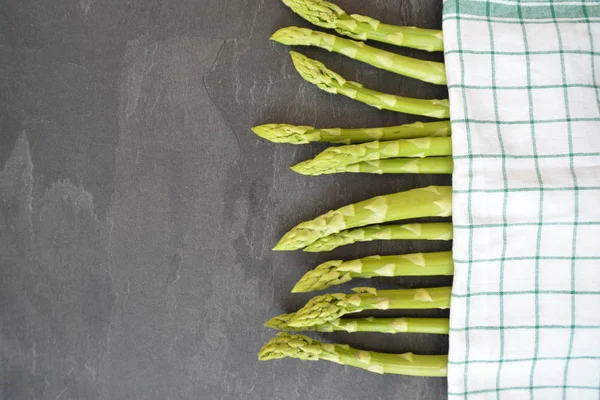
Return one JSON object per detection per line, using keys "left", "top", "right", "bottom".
{"left": 290, "top": 52, "right": 449, "bottom": 118}
{"left": 265, "top": 313, "right": 450, "bottom": 334}
{"left": 259, "top": 332, "right": 448, "bottom": 376}
{"left": 311, "top": 157, "right": 454, "bottom": 175}
{"left": 293, "top": 251, "right": 454, "bottom": 292}
{"left": 303, "top": 222, "right": 454, "bottom": 252}
{"left": 251, "top": 121, "right": 451, "bottom": 145}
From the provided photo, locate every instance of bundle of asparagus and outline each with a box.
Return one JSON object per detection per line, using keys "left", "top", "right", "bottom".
{"left": 261, "top": 188, "right": 452, "bottom": 377}
{"left": 260, "top": 286, "right": 452, "bottom": 376}
{"left": 254, "top": 0, "right": 451, "bottom": 176}
{"left": 256, "top": 0, "right": 453, "bottom": 379}
{"left": 261, "top": 191, "right": 453, "bottom": 375}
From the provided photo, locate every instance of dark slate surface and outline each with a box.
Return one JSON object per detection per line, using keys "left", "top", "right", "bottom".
{"left": 0, "top": 1, "right": 451, "bottom": 399}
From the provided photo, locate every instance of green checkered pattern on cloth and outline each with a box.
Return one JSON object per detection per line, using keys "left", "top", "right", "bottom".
{"left": 443, "top": 0, "right": 600, "bottom": 398}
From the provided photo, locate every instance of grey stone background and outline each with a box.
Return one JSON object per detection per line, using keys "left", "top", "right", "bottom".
{"left": 0, "top": 0, "right": 451, "bottom": 399}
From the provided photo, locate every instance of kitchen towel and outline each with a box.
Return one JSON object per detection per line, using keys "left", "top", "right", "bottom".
{"left": 443, "top": 1, "right": 600, "bottom": 398}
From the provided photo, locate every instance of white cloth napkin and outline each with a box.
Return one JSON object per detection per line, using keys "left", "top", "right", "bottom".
{"left": 443, "top": 1, "right": 600, "bottom": 398}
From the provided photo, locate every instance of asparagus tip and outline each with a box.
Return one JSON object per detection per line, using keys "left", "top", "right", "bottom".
{"left": 289, "top": 162, "right": 314, "bottom": 175}
{"left": 270, "top": 26, "right": 314, "bottom": 46}
{"left": 252, "top": 123, "right": 315, "bottom": 144}
{"left": 302, "top": 235, "right": 347, "bottom": 252}
{"left": 258, "top": 332, "right": 329, "bottom": 361}
{"left": 288, "top": 292, "right": 351, "bottom": 327}
{"left": 250, "top": 125, "right": 265, "bottom": 138}
{"left": 281, "top": 0, "right": 343, "bottom": 29}
{"left": 290, "top": 285, "right": 303, "bottom": 293}
{"left": 293, "top": 260, "right": 351, "bottom": 292}
{"left": 290, "top": 51, "right": 346, "bottom": 89}
{"left": 264, "top": 313, "right": 296, "bottom": 330}
{"left": 274, "top": 225, "right": 322, "bottom": 251}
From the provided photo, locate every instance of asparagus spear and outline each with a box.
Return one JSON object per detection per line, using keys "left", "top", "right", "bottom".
{"left": 273, "top": 186, "right": 452, "bottom": 251}
{"left": 271, "top": 27, "right": 446, "bottom": 85}
{"left": 309, "top": 157, "right": 454, "bottom": 175}
{"left": 266, "top": 313, "right": 450, "bottom": 334}
{"left": 251, "top": 121, "right": 451, "bottom": 145}
{"left": 281, "top": 0, "right": 444, "bottom": 52}
{"left": 288, "top": 286, "right": 452, "bottom": 328}
{"left": 292, "top": 251, "right": 454, "bottom": 292}
{"left": 304, "top": 222, "right": 454, "bottom": 252}
{"left": 259, "top": 332, "right": 448, "bottom": 376}
{"left": 290, "top": 52, "right": 449, "bottom": 118}
{"left": 291, "top": 137, "right": 452, "bottom": 176}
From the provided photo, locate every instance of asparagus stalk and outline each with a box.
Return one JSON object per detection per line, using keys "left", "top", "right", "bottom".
{"left": 288, "top": 286, "right": 452, "bottom": 328}
{"left": 281, "top": 0, "right": 444, "bottom": 52}
{"left": 266, "top": 313, "right": 450, "bottom": 334}
{"left": 290, "top": 52, "right": 449, "bottom": 118}
{"left": 304, "top": 222, "right": 453, "bottom": 252}
{"left": 271, "top": 27, "right": 446, "bottom": 85}
{"left": 273, "top": 186, "right": 452, "bottom": 251}
{"left": 292, "top": 251, "right": 454, "bottom": 292}
{"left": 251, "top": 121, "right": 451, "bottom": 145}
{"left": 259, "top": 332, "right": 448, "bottom": 376}
{"left": 291, "top": 137, "right": 452, "bottom": 175}
{"left": 310, "top": 157, "right": 454, "bottom": 175}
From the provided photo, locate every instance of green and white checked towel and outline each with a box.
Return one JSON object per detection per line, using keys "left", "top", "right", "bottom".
{"left": 443, "top": 0, "right": 600, "bottom": 398}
